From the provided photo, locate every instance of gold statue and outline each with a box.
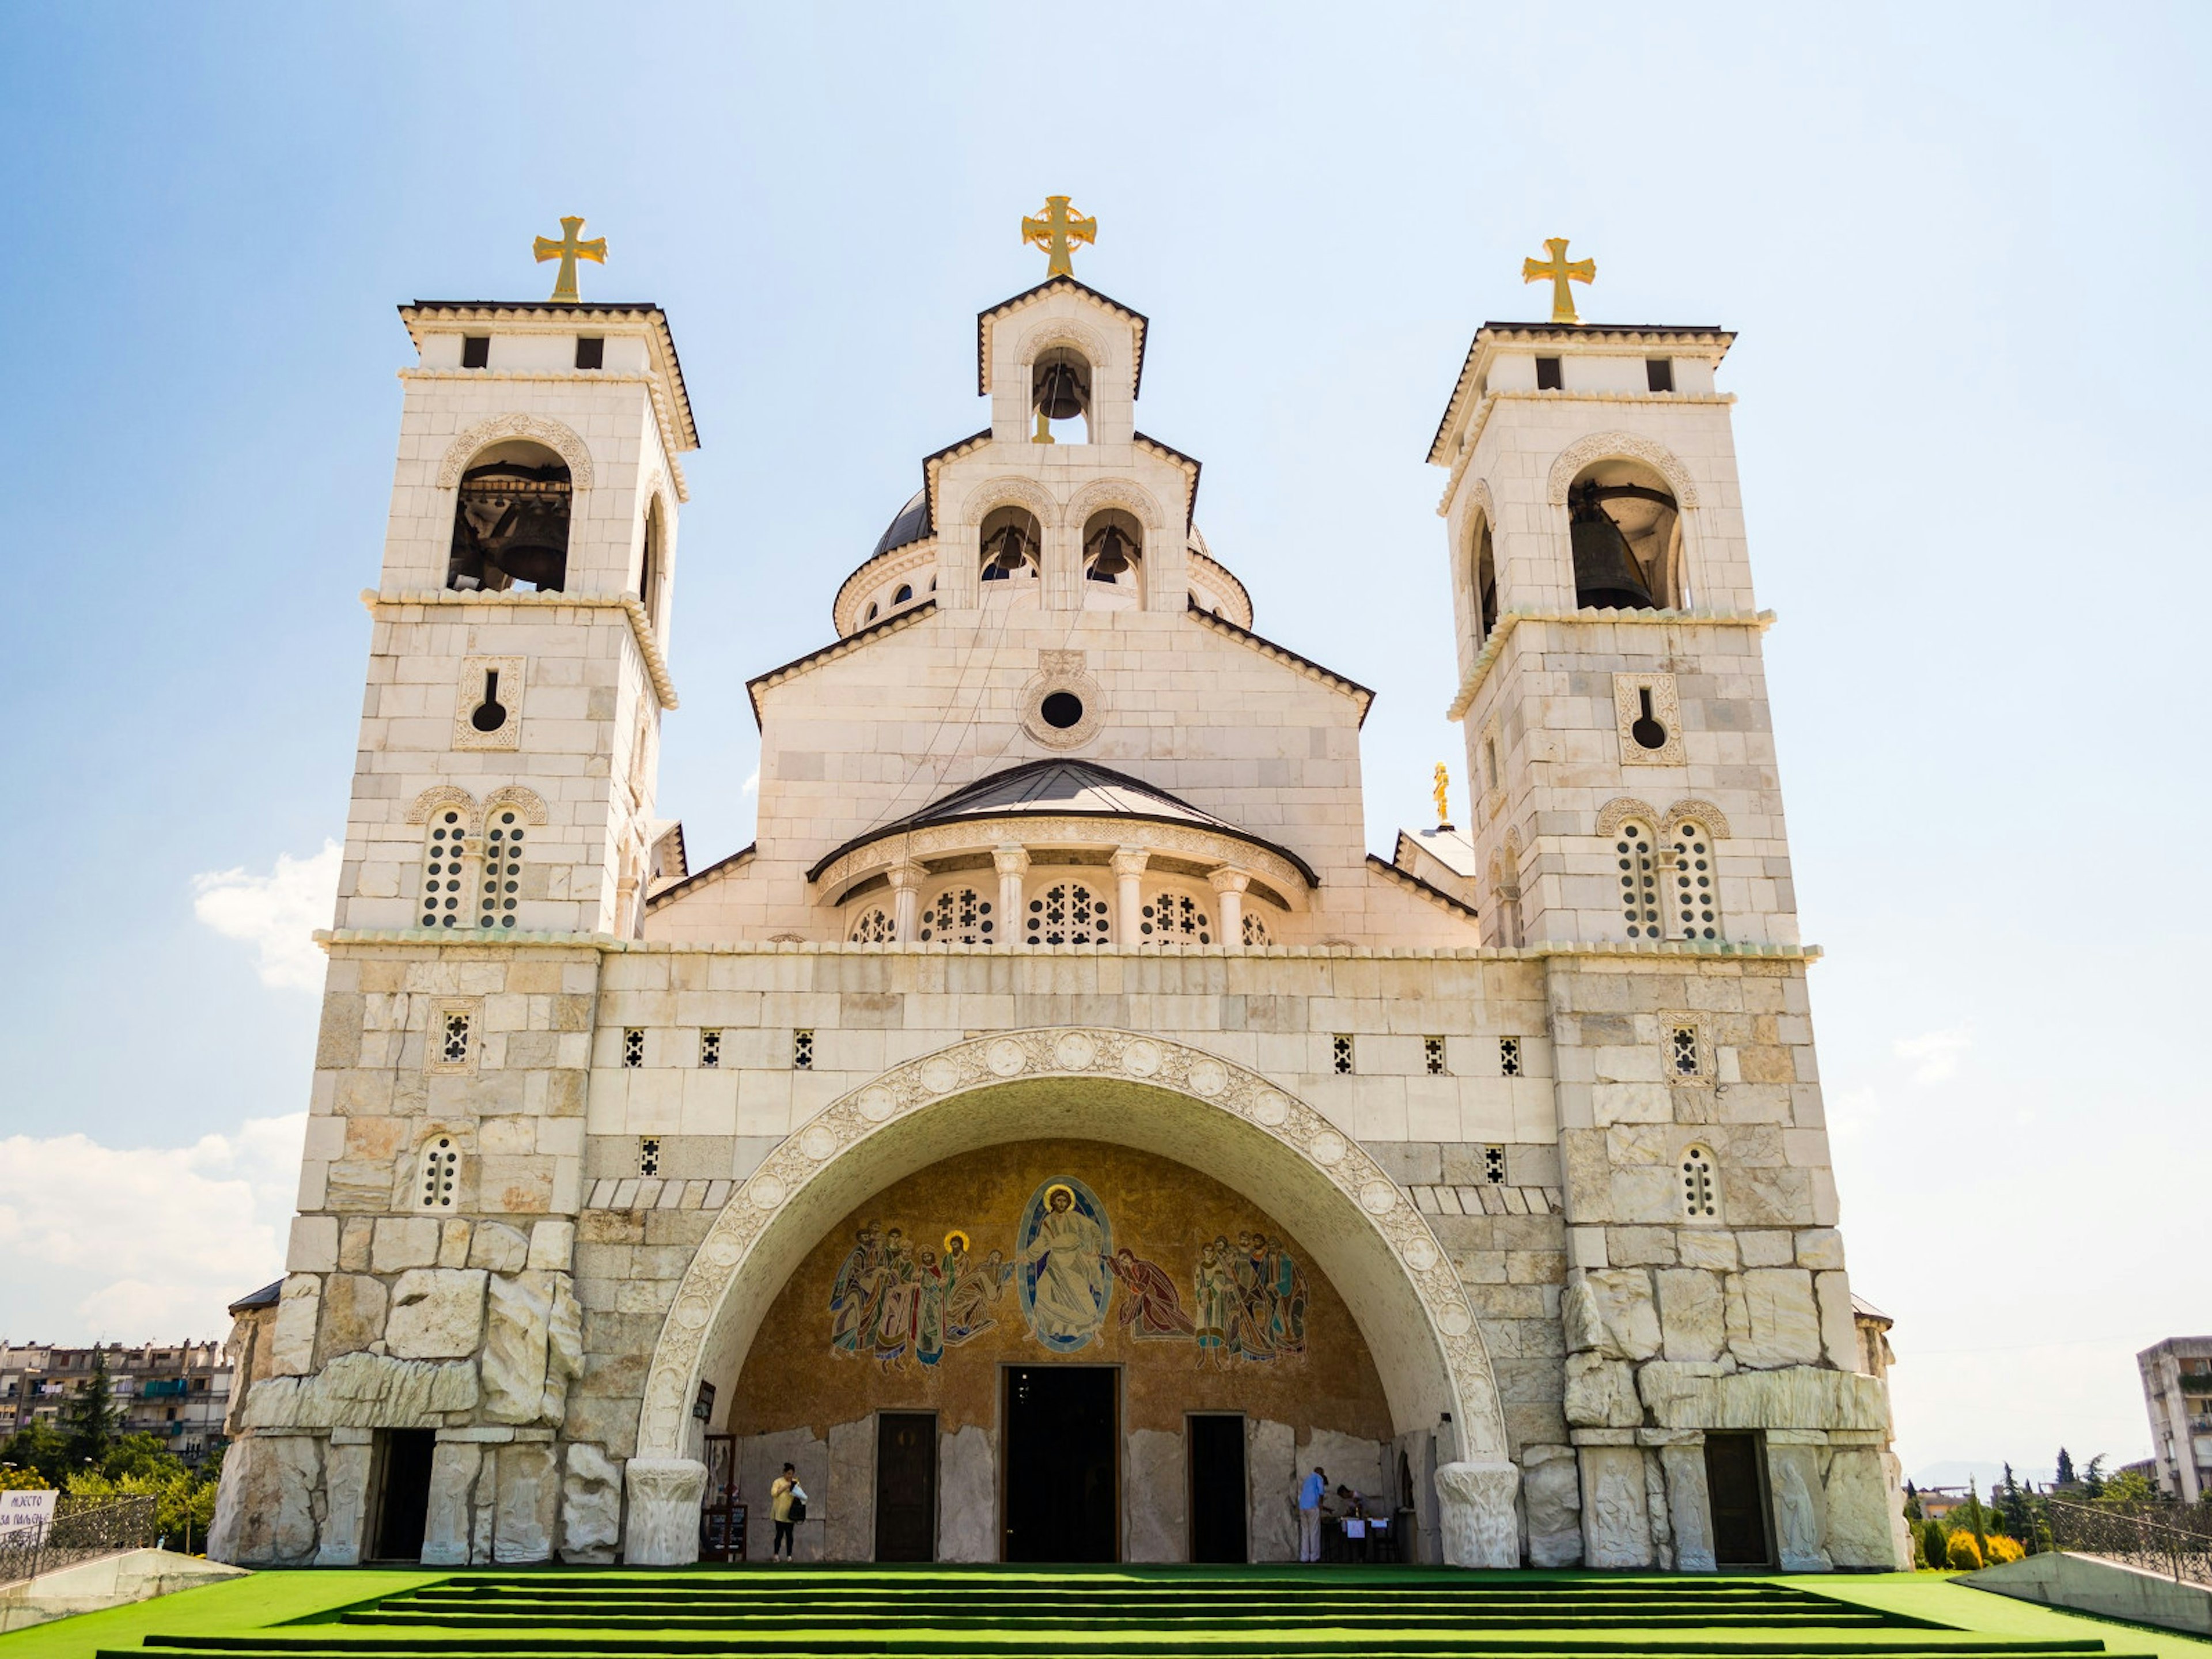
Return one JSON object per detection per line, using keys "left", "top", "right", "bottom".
{"left": 1022, "top": 196, "right": 1097, "bottom": 279}
{"left": 1433, "top": 762, "right": 1452, "bottom": 828}
{"left": 533, "top": 216, "right": 608, "bottom": 304}
{"left": 1522, "top": 236, "right": 1594, "bottom": 325}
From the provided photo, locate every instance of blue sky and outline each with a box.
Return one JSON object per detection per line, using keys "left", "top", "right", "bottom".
{"left": 1, "top": 3, "right": 2206, "bottom": 1480}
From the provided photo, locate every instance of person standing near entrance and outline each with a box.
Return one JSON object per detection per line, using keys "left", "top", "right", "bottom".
{"left": 770, "top": 1463, "right": 806, "bottom": 1560}
{"left": 1296, "top": 1465, "right": 1327, "bottom": 1562}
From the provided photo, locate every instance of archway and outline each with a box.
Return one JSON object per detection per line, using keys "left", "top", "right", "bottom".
{"left": 625, "top": 1029, "right": 1517, "bottom": 1566}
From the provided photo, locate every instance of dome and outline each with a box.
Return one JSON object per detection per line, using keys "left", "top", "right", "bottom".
{"left": 872, "top": 488, "right": 932, "bottom": 557}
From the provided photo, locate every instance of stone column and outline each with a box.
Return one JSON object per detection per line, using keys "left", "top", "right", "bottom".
{"left": 1433, "top": 1459, "right": 1519, "bottom": 1568}
{"left": 1111, "top": 846, "right": 1150, "bottom": 945}
{"left": 623, "top": 1456, "right": 707, "bottom": 1565}
{"left": 994, "top": 844, "right": 1029, "bottom": 946}
{"left": 1209, "top": 867, "right": 1251, "bottom": 950}
{"left": 888, "top": 862, "right": 925, "bottom": 943}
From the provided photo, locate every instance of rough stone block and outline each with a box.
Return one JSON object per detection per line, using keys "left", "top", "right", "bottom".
{"left": 939, "top": 1424, "right": 995, "bottom": 1563}
{"left": 494, "top": 1441, "right": 558, "bottom": 1562}
{"left": 1125, "top": 1428, "right": 1186, "bottom": 1563}
{"left": 422, "top": 1441, "right": 483, "bottom": 1566}
{"left": 1563, "top": 1352, "right": 1639, "bottom": 1428}
{"left": 373, "top": 1217, "right": 443, "bottom": 1272}
{"left": 386, "top": 1268, "right": 487, "bottom": 1359}
{"left": 1578, "top": 1445, "right": 1653, "bottom": 1569}
{"left": 469, "top": 1221, "right": 531, "bottom": 1274}
{"left": 1823, "top": 1448, "right": 1903, "bottom": 1569}
{"left": 1587, "top": 1268, "right": 1661, "bottom": 1361}
{"left": 1656, "top": 1268, "right": 1725, "bottom": 1363}
{"left": 1814, "top": 1269, "right": 1858, "bottom": 1370}
{"left": 317, "top": 1274, "right": 389, "bottom": 1363}
{"left": 1659, "top": 1441, "right": 1715, "bottom": 1571}
{"left": 559, "top": 1442, "right": 623, "bottom": 1563}
{"left": 1728, "top": 1268, "right": 1821, "bottom": 1369}
{"left": 1766, "top": 1442, "right": 1831, "bottom": 1570}
{"left": 243, "top": 1350, "right": 479, "bottom": 1430}
{"left": 1521, "top": 1443, "right": 1582, "bottom": 1567}
{"left": 268, "top": 1277, "right": 320, "bottom": 1377}
{"left": 287, "top": 1215, "right": 339, "bottom": 1274}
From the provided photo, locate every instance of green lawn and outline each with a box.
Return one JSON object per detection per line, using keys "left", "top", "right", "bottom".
{"left": 1793, "top": 1574, "right": 2211, "bottom": 1659}
{"left": 0, "top": 1571, "right": 441, "bottom": 1659}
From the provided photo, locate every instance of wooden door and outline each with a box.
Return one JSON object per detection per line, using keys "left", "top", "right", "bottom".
{"left": 875, "top": 1412, "right": 938, "bottom": 1562}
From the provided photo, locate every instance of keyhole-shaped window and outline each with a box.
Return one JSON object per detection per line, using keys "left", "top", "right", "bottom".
{"left": 421, "top": 811, "right": 473, "bottom": 929}
{"left": 1630, "top": 687, "right": 1668, "bottom": 751}
{"left": 418, "top": 1137, "right": 459, "bottom": 1210}
{"left": 479, "top": 811, "right": 524, "bottom": 929}
{"left": 1672, "top": 821, "right": 1720, "bottom": 940}
{"left": 469, "top": 668, "right": 509, "bottom": 734}
{"left": 1615, "top": 821, "right": 1661, "bottom": 939}
{"left": 1680, "top": 1145, "right": 1718, "bottom": 1220}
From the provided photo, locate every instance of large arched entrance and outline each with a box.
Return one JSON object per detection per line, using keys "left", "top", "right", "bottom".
{"left": 624, "top": 1029, "right": 1518, "bottom": 1566}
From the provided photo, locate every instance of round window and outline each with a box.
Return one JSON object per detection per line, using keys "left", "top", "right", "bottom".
{"left": 1040, "top": 691, "right": 1085, "bottom": 730}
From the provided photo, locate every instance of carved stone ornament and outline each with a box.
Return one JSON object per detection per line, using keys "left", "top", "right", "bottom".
{"left": 954, "top": 474, "right": 1060, "bottom": 531}
{"left": 435, "top": 413, "right": 595, "bottom": 491}
{"left": 1065, "top": 476, "right": 1165, "bottom": 536}
{"left": 1546, "top": 431, "right": 1698, "bottom": 509}
{"left": 1013, "top": 317, "right": 1113, "bottom": 378}
{"left": 630, "top": 1028, "right": 1505, "bottom": 1471}
{"left": 1662, "top": 798, "right": 1732, "bottom": 839}
{"left": 1019, "top": 658, "right": 1105, "bottom": 751}
{"left": 452, "top": 656, "right": 525, "bottom": 752}
{"left": 479, "top": 785, "right": 550, "bottom": 827}
{"left": 1612, "top": 673, "right": 1688, "bottom": 767}
{"left": 407, "top": 785, "right": 479, "bottom": 829}
{"left": 1594, "top": 797, "right": 1662, "bottom": 838}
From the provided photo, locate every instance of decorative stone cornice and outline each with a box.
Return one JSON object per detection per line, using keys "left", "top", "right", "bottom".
{"left": 1185, "top": 547, "right": 1252, "bottom": 627}
{"left": 744, "top": 601, "right": 937, "bottom": 729}
{"left": 830, "top": 542, "right": 940, "bottom": 637}
{"left": 1445, "top": 608, "right": 1775, "bottom": 722}
{"left": 361, "top": 589, "right": 677, "bottom": 710}
{"left": 1186, "top": 607, "right": 1374, "bottom": 725}
{"left": 315, "top": 929, "right": 1820, "bottom": 963}
{"left": 1433, "top": 389, "right": 1735, "bottom": 515}
{"left": 1365, "top": 854, "right": 1479, "bottom": 922}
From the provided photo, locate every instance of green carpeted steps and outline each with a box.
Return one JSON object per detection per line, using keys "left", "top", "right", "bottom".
{"left": 103, "top": 1567, "right": 2165, "bottom": 1659}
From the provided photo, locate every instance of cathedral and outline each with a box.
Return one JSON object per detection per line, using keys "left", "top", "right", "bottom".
{"left": 209, "top": 207, "right": 1911, "bottom": 1573}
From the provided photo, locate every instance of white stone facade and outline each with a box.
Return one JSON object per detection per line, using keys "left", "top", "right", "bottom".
{"left": 209, "top": 272, "right": 1907, "bottom": 1571}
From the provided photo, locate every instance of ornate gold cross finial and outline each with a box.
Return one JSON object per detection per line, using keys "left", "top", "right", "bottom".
{"left": 1522, "top": 236, "right": 1595, "bottom": 325}
{"left": 1022, "top": 195, "right": 1097, "bottom": 279}
{"left": 533, "top": 215, "right": 608, "bottom": 304}
{"left": 1434, "top": 762, "right": 1452, "bottom": 828}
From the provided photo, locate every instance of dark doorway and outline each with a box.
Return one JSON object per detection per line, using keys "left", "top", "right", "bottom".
{"left": 1705, "top": 1431, "right": 1772, "bottom": 1567}
{"left": 1003, "top": 1365, "right": 1118, "bottom": 1562}
{"left": 1187, "top": 1414, "right": 1247, "bottom": 1563}
{"left": 368, "top": 1429, "right": 435, "bottom": 1562}
{"left": 875, "top": 1412, "right": 938, "bottom": 1561}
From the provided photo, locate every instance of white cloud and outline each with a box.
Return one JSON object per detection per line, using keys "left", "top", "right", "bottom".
{"left": 0, "top": 1114, "right": 305, "bottom": 1342}
{"left": 1893, "top": 1024, "right": 1972, "bottom": 1085}
{"left": 742, "top": 769, "right": 759, "bottom": 794}
{"left": 192, "top": 840, "right": 342, "bottom": 991}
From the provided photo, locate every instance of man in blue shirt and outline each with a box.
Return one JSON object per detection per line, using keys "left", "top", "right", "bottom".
{"left": 1296, "top": 1465, "right": 1328, "bottom": 1562}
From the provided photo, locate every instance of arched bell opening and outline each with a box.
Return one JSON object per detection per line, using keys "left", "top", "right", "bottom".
{"left": 447, "top": 440, "right": 571, "bottom": 594}
{"left": 979, "top": 505, "right": 1044, "bottom": 607}
{"left": 1566, "top": 459, "right": 1680, "bottom": 612}
{"left": 1030, "top": 346, "right": 1092, "bottom": 445}
{"left": 638, "top": 495, "right": 668, "bottom": 635}
{"left": 1080, "top": 509, "right": 1144, "bottom": 611}
{"left": 1469, "top": 515, "right": 1499, "bottom": 645}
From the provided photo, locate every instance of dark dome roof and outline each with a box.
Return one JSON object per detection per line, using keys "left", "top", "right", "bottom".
{"left": 872, "top": 488, "right": 932, "bottom": 557}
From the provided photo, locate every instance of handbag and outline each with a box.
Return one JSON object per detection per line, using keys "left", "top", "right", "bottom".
{"left": 789, "top": 1490, "right": 807, "bottom": 1523}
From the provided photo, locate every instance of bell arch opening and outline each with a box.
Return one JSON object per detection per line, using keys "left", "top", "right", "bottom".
{"left": 979, "top": 503, "right": 1043, "bottom": 604}
{"left": 1080, "top": 509, "right": 1144, "bottom": 610}
{"left": 447, "top": 440, "right": 571, "bottom": 594}
{"left": 1031, "top": 346, "right": 1092, "bottom": 444}
{"left": 1566, "top": 456, "right": 1683, "bottom": 612}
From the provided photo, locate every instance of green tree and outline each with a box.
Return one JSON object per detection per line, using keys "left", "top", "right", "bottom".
{"left": 2054, "top": 1447, "right": 2077, "bottom": 1487}
{"left": 62, "top": 1351, "right": 122, "bottom": 1469}
{"left": 2081, "top": 1455, "right": 2107, "bottom": 1498}
{"left": 2099, "top": 1468, "right": 2157, "bottom": 1506}
{"left": 1967, "top": 1476, "right": 1990, "bottom": 1565}
{"left": 1919, "top": 1516, "right": 1946, "bottom": 1570}
{"left": 1903, "top": 1480, "right": 1923, "bottom": 1522}
{"left": 103, "top": 1433, "right": 181, "bottom": 1483}
{"left": 1, "top": 1420, "right": 73, "bottom": 1487}
{"left": 1997, "top": 1464, "right": 2034, "bottom": 1539}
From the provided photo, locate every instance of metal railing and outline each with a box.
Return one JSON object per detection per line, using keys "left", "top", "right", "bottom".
{"left": 0, "top": 1495, "right": 157, "bottom": 1587}
{"left": 2046, "top": 1497, "right": 2212, "bottom": 1586}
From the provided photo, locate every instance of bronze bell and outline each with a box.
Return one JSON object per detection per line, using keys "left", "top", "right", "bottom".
{"left": 1085, "top": 524, "right": 1136, "bottom": 581}
{"left": 1570, "top": 495, "right": 1656, "bottom": 611}
{"left": 981, "top": 522, "right": 1035, "bottom": 579}
{"left": 1034, "top": 361, "right": 1088, "bottom": 422}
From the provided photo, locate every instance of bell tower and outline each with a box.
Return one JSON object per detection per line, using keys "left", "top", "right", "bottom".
{"left": 1428, "top": 271, "right": 1793, "bottom": 950}
{"left": 335, "top": 256, "right": 698, "bottom": 941}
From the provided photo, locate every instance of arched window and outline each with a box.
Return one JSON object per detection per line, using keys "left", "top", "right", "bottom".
{"left": 865, "top": 601, "right": 880, "bottom": 622}
{"left": 1566, "top": 459, "right": 1677, "bottom": 612}
{"left": 848, "top": 907, "right": 895, "bottom": 943}
{"left": 447, "top": 441, "right": 571, "bottom": 594}
{"left": 893, "top": 583, "right": 914, "bottom": 605}
{"left": 639, "top": 495, "right": 666, "bottom": 633}
{"left": 917, "top": 886, "right": 994, "bottom": 944}
{"left": 1240, "top": 912, "right": 1271, "bottom": 946}
{"left": 479, "top": 809, "right": 525, "bottom": 930}
{"left": 420, "top": 809, "right": 473, "bottom": 929}
{"left": 1671, "top": 821, "right": 1721, "bottom": 940}
{"left": 1026, "top": 881, "right": 1111, "bottom": 945}
{"left": 1471, "top": 518, "right": 1498, "bottom": 643}
{"left": 1614, "top": 820, "right": 1661, "bottom": 940}
{"left": 1679, "top": 1145, "right": 1718, "bottom": 1221}
{"left": 1081, "top": 510, "right": 1143, "bottom": 603}
{"left": 1031, "top": 346, "right": 1092, "bottom": 444}
{"left": 980, "top": 505, "right": 1043, "bottom": 585}
{"left": 418, "top": 1136, "right": 460, "bottom": 1211}
{"left": 1139, "top": 889, "right": 1211, "bottom": 944}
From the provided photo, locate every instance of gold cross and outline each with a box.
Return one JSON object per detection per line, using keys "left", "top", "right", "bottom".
{"left": 1021, "top": 196, "right": 1097, "bottom": 279}
{"left": 1522, "top": 236, "right": 1595, "bottom": 324}
{"left": 533, "top": 215, "right": 608, "bottom": 304}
